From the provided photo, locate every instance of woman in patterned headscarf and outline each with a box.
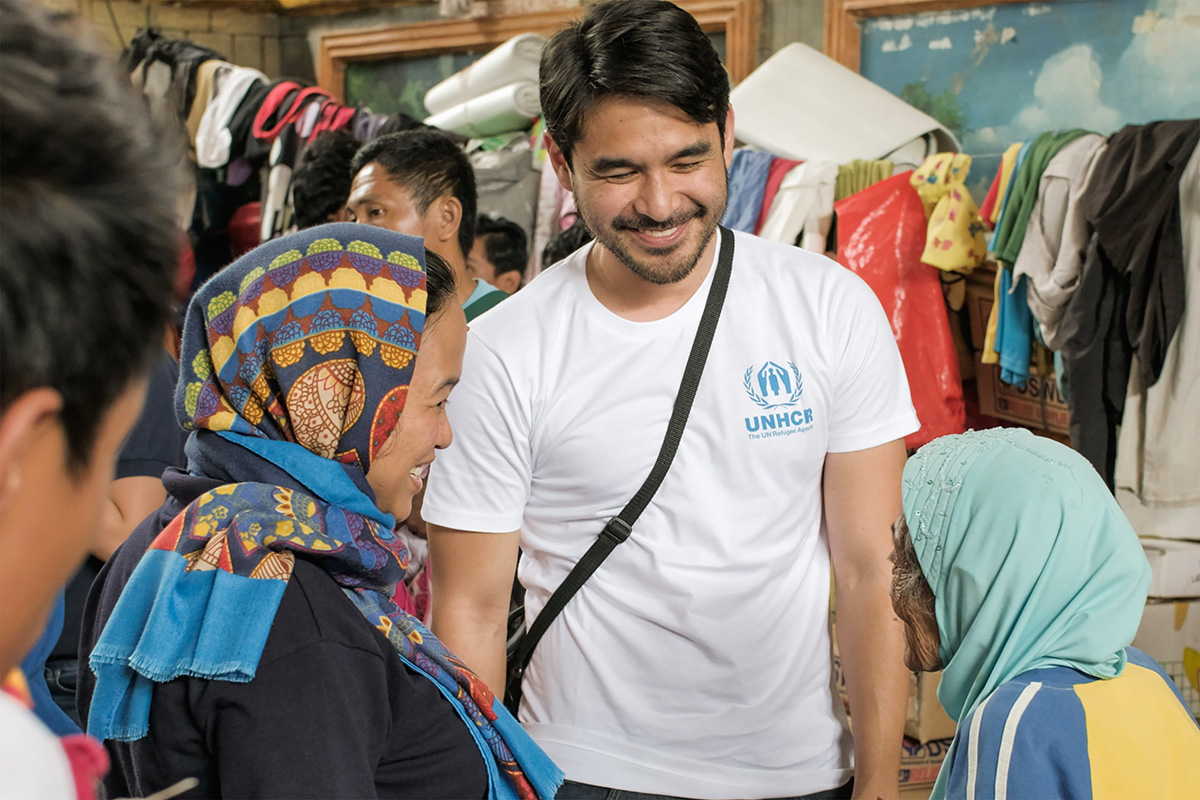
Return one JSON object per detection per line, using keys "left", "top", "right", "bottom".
{"left": 890, "top": 428, "right": 1198, "bottom": 800}
{"left": 78, "top": 223, "right": 561, "bottom": 800}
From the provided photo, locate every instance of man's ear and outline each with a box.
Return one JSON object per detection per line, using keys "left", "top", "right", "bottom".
{"left": 494, "top": 270, "right": 522, "bottom": 295}
{"left": 545, "top": 133, "right": 574, "bottom": 194}
{"left": 722, "top": 106, "right": 736, "bottom": 170}
{"left": 435, "top": 195, "right": 464, "bottom": 249}
{"left": 0, "top": 388, "right": 64, "bottom": 506}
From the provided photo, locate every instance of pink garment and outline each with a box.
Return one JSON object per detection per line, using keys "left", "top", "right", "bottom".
{"left": 529, "top": 163, "right": 573, "bottom": 282}
{"left": 391, "top": 577, "right": 419, "bottom": 617}
{"left": 753, "top": 158, "right": 802, "bottom": 235}
{"left": 61, "top": 735, "right": 108, "bottom": 800}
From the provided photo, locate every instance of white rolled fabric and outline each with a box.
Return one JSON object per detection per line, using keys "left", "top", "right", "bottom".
{"left": 424, "top": 33, "right": 544, "bottom": 115}
{"left": 424, "top": 81, "right": 540, "bottom": 138}
{"left": 195, "top": 66, "right": 267, "bottom": 168}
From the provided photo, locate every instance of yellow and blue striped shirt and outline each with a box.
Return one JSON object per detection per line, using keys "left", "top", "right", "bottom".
{"left": 942, "top": 648, "right": 1199, "bottom": 799}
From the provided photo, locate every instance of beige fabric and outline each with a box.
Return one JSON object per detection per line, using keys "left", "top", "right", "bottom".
{"left": 1010, "top": 134, "right": 1108, "bottom": 350}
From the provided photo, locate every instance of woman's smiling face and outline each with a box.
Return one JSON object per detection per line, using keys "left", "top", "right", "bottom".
{"left": 366, "top": 303, "right": 466, "bottom": 519}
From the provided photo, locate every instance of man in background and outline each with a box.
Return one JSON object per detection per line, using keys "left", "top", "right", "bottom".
{"left": 291, "top": 130, "right": 359, "bottom": 230}
{"left": 0, "top": 0, "right": 180, "bottom": 793}
{"left": 468, "top": 213, "right": 528, "bottom": 294}
{"left": 348, "top": 130, "right": 508, "bottom": 321}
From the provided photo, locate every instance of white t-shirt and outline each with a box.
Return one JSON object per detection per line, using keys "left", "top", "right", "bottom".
{"left": 0, "top": 692, "right": 75, "bottom": 800}
{"left": 423, "top": 229, "right": 918, "bottom": 799}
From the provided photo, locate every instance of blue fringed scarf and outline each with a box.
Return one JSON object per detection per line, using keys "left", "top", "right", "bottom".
{"left": 88, "top": 225, "right": 561, "bottom": 799}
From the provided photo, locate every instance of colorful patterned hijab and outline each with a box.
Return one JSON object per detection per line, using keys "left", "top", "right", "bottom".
{"left": 902, "top": 428, "right": 1150, "bottom": 800}
{"left": 88, "top": 224, "right": 561, "bottom": 800}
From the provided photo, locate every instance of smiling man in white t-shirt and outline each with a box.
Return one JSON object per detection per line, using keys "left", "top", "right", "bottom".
{"left": 423, "top": 2, "right": 919, "bottom": 799}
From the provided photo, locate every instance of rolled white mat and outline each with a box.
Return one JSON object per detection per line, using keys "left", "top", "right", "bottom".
{"left": 731, "top": 43, "right": 959, "bottom": 163}
{"left": 424, "top": 81, "right": 541, "bottom": 138}
{"left": 424, "top": 33, "right": 544, "bottom": 115}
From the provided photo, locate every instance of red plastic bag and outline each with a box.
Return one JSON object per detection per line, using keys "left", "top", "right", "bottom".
{"left": 835, "top": 172, "right": 965, "bottom": 449}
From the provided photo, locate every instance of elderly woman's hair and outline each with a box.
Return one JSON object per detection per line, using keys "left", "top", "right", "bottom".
{"left": 424, "top": 248, "right": 457, "bottom": 317}
{"left": 890, "top": 514, "right": 938, "bottom": 633}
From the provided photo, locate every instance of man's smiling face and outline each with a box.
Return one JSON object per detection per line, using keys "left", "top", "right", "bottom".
{"left": 552, "top": 96, "right": 732, "bottom": 286}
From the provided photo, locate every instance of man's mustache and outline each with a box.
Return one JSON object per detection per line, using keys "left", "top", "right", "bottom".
{"left": 612, "top": 206, "right": 705, "bottom": 233}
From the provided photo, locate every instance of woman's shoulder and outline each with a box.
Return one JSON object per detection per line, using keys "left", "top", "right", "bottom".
{"left": 261, "top": 558, "right": 395, "bottom": 664}
{"left": 948, "top": 673, "right": 1093, "bottom": 799}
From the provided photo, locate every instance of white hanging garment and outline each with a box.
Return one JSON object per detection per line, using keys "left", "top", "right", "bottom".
{"left": 195, "top": 66, "right": 267, "bottom": 168}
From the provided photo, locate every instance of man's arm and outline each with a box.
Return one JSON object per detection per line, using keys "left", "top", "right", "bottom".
{"left": 825, "top": 439, "right": 909, "bottom": 800}
{"left": 428, "top": 526, "right": 521, "bottom": 694}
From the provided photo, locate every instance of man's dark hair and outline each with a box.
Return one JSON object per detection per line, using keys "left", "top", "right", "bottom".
{"left": 475, "top": 214, "right": 528, "bottom": 279}
{"left": 542, "top": 215, "right": 594, "bottom": 267}
{"left": 350, "top": 131, "right": 477, "bottom": 258}
{"left": 540, "top": 0, "right": 730, "bottom": 165}
{"left": 292, "top": 130, "right": 359, "bottom": 229}
{"left": 0, "top": 1, "right": 180, "bottom": 467}
{"left": 424, "top": 249, "right": 458, "bottom": 317}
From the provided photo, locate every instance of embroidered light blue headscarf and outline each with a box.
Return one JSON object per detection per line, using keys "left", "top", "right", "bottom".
{"left": 901, "top": 428, "right": 1150, "bottom": 799}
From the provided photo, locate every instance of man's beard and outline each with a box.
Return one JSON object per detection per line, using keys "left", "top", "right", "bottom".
{"left": 577, "top": 192, "right": 726, "bottom": 286}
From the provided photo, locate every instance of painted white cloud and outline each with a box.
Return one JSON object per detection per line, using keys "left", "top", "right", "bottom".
{"left": 1024, "top": 3, "right": 1053, "bottom": 16}
{"left": 1013, "top": 44, "right": 1123, "bottom": 133}
{"left": 881, "top": 33, "right": 912, "bottom": 53}
{"left": 966, "top": 43, "right": 1122, "bottom": 151}
{"left": 914, "top": 8, "right": 995, "bottom": 28}
{"left": 929, "top": 36, "right": 953, "bottom": 50}
{"left": 1108, "top": 0, "right": 1200, "bottom": 122}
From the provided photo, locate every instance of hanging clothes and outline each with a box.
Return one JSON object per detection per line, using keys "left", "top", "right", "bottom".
{"left": 1059, "top": 119, "right": 1200, "bottom": 488}
{"left": 184, "top": 60, "right": 231, "bottom": 150}
{"left": 909, "top": 153, "right": 987, "bottom": 274}
{"left": 195, "top": 66, "right": 267, "bottom": 169}
{"left": 720, "top": 150, "right": 775, "bottom": 233}
{"left": 980, "top": 141, "right": 1030, "bottom": 365}
{"left": 1115, "top": 142, "right": 1200, "bottom": 515}
{"left": 472, "top": 135, "right": 541, "bottom": 240}
{"left": 834, "top": 159, "right": 893, "bottom": 203}
{"left": 991, "top": 130, "right": 1090, "bottom": 266}
{"left": 991, "top": 131, "right": 1091, "bottom": 389}
{"left": 529, "top": 159, "right": 572, "bottom": 280}
{"left": 1010, "top": 134, "right": 1108, "bottom": 350}
{"left": 757, "top": 161, "right": 838, "bottom": 251}
{"left": 753, "top": 157, "right": 802, "bottom": 235}
{"left": 978, "top": 142, "right": 1024, "bottom": 225}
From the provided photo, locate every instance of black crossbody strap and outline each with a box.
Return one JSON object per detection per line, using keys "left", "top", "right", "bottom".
{"left": 513, "top": 226, "right": 736, "bottom": 673}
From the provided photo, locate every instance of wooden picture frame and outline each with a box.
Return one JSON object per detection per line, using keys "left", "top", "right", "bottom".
{"left": 317, "top": 0, "right": 761, "bottom": 101}
{"left": 824, "top": 0, "right": 1027, "bottom": 72}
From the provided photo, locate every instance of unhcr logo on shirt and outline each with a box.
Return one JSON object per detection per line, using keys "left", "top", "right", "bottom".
{"left": 743, "top": 361, "right": 815, "bottom": 439}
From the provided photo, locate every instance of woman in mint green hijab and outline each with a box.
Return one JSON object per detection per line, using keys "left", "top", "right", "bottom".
{"left": 890, "top": 428, "right": 1199, "bottom": 800}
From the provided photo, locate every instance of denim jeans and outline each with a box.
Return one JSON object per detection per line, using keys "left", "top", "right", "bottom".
{"left": 43, "top": 656, "right": 83, "bottom": 730}
{"left": 555, "top": 778, "right": 854, "bottom": 800}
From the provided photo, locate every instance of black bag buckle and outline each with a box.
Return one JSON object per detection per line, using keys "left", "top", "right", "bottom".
{"left": 601, "top": 516, "right": 633, "bottom": 545}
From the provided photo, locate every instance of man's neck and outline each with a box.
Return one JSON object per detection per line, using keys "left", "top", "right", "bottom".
{"left": 437, "top": 247, "right": 476, "bottom": 307}
{"left": 585, "top": 234, "right": 718, "bottom": 323}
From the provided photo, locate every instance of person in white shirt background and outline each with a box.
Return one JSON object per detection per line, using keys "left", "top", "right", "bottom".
{"left": 423, "top": 1, "right": 920, "bottom": 799}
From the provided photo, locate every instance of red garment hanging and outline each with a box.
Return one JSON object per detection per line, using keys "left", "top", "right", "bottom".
{"left": 753, "top": 157, "right": 803, "bottom": 235}
{"left": 835, "top": 172, "right": 966, "bottom": 449}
